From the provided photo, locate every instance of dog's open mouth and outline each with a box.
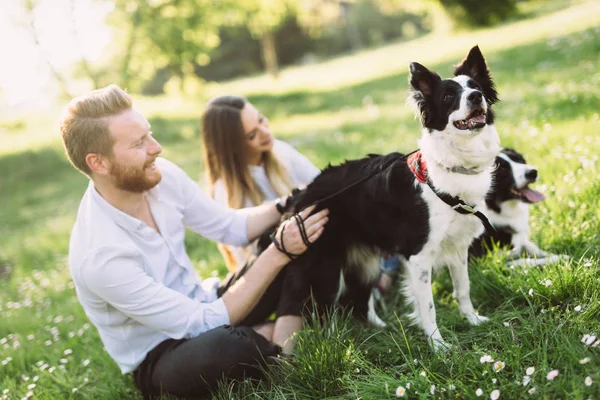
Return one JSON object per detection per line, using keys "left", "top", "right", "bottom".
{"left": 511, "top": 185, "right": 545, "bottom": 203}
{"left": 453, "top": 109, "right": 486, "bottom": 130}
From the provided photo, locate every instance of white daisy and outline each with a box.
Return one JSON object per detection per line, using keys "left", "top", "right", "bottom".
{"left": 476, "top": 388, "right": 483, "bottom": 397}
{"left": 480, "top": 354, "right": 494, "bottom": 363}
{"left": 546, "top": 369, "right": 559, "bottom": 380}
{"left": 528, "top": 387, "right": 536, "bottom": 394}
{"left": 585, "top": 376, "right": 593, "bottom": 387}
{"left": 395, "top": 386, "right": 406, "bottom": 397}
{"left": 490, "top": 389, "right": 500, "bottom": 399}
{"left": 582, "top": 334, "right": 597, "bottom": 345}
{"left": 579, "top": 357, "right": 590, "bottom": 364}
{"left": 526, "top": 367, "right": 535, "bottom": 375}
{"left": 493, "top": 361, "right": 506, "bottom": 372}
{"left": 522, "top": 375, "right": 531, "bottom": 386}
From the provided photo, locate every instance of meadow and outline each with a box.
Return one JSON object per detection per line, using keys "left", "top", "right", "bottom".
{"left": 1, "top": 1, "right": 599, "bottom": 399}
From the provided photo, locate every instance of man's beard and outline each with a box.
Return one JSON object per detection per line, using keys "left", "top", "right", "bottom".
{"left": 109, "top": 159, "right": 162, "bottom": 193}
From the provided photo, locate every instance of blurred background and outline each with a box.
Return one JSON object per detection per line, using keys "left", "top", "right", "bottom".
{"left": 0, "top": 0, "right": 561, "bottom": 107}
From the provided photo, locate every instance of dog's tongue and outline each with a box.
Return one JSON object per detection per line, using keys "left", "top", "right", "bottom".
{"left": 467, "top": 113, "right": 486, "bottom": 129}
{"left": 521, "top": 187, "right": 545, "bottom": 203}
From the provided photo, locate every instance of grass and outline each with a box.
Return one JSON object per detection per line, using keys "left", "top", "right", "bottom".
{"left": 1, "top": 1, "right": 600, "bottom": 399}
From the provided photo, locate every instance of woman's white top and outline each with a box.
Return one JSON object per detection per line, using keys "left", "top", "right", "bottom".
{"left": 213, "top": 139, "right": 320, "bottom": 267}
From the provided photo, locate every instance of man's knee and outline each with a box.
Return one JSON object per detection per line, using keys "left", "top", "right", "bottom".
{"left": 150, "top": 325, "right": 280, "bottom": 398}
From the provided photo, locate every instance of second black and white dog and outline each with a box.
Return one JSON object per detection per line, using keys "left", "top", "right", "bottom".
{"left": 470, "top": 148, "right": 566, "bottom": 266}
{"left": 270, "top": 46, "right": 500, "bottom": 350}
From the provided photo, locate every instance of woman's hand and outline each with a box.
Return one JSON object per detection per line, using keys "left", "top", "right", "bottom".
{"left": 272, "top": 205, "right": 329, "bottom": 259}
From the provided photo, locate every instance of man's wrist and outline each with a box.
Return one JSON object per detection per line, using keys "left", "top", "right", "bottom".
{"left": 262, "top": 244, "right": 290, "bottom": 269}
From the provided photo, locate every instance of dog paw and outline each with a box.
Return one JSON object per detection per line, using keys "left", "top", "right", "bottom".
{"left": 431, "top": 337, "right": 452, "bottom": 353}
{"left": 368, "top": 313, "right": 387, "bottom": 328}
{"left": 466, "top": 313, "right": 489, "bottom": 326}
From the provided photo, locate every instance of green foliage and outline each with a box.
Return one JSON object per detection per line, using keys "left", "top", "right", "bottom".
{"left": 439, "top": 0, "right": 521, "bottom": 27}
{"left": 197, "top": 1, "right": 429, "bottom": 82}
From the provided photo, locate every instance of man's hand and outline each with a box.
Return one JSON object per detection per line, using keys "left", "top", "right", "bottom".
{"left": 273, "top": 205, "right": 329, "bottom": 258}
{"left": 222, "top": 205, "right": 329, "bottom": 325}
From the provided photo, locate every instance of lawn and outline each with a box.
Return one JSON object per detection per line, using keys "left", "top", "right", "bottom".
{"left": 1, "top": 1, "right": 600, "bottom": 399}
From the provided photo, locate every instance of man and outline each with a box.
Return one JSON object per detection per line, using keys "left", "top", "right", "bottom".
{"left": 60, "top": 84, "right": 329, "bottom": 399}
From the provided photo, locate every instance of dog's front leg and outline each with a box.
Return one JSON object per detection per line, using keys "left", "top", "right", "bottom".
{"left": 447, "top": 250, "right": 489, "bottom": 325}
{"left": 511, "top": 233, "right": 547, "bottom": 258}
{"left": 405, "top": 255, "right": 448, "bottom": 351}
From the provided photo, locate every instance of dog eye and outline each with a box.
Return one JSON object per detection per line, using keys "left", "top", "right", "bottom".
{"left": 443, "top": 94, "right": 454, "bottom": 102}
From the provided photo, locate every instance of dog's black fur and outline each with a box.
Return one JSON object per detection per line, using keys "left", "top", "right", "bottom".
{"left": 262, "top": 152, "right": 430, "bottom": 321}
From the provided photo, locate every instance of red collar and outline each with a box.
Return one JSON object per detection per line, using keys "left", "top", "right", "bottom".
{"left": 407, "top": 150, "right": 429, "bottom": 183}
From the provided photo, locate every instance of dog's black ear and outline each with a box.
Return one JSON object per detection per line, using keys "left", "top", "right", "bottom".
{"left": 409, "top": 62, "right": 440, "bottom": 97}
{"left": 454, "top": 46, "right": 499, "bottom": 105}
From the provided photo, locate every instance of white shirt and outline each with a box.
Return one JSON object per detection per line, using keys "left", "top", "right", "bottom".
{"left": 69, "top": 158, "right": 251, "bottom": 374}
{"left": 213, "top": 140, "right": 320, "bottom": 267}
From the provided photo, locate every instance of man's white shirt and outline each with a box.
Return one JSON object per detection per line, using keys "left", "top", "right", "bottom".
{"left": 69, "top": 158, "right": 251, "bottom": 373}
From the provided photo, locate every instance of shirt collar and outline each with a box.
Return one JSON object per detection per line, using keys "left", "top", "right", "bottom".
{"left": 89, "top": 181, "right": 158, "bottom": 233}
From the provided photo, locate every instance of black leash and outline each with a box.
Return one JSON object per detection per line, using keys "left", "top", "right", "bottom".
{"left": 305, "top": 150, "right": 419, "bottom": 208}
{"left": 269, "top": 149, "right": 494, "bottom": 258}
{"left": 269, "top": 214, "right": 313, "bottom": 260}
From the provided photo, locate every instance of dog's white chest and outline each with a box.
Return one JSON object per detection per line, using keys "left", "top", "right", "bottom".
{"left": 424, "top": 189, "right": 485, "bottom": 251}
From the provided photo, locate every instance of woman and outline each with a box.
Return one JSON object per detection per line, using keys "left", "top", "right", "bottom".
{"left": 202, "top": 95, "right": 321, "bottom": 271}
{"left": 201, "top": 95, "right": 321, "bottom": 354}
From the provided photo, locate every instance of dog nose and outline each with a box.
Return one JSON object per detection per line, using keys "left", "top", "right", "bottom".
{"left": 468, "top": 91, "right": 482, "bottom": 105}
{"left": 525, "top": 169, "right": 538, "bottom": 181}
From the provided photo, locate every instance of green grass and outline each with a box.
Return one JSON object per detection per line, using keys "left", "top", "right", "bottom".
{"left": 1, "top": 1, "right": 600, "bottom": 399}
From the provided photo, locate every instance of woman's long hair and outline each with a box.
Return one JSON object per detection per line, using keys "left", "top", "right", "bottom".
{"left": 201, "top": 95, "right": 293, "bottom": 209}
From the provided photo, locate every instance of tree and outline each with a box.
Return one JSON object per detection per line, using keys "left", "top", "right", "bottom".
{"left": 437, "top": 0, "right": 520, "bottom": 27}
{"left": 108, "top": 0, "right": 232, "bottom": 94}
{"left": 236, "top": 0, "right": 296, "bottom": 78}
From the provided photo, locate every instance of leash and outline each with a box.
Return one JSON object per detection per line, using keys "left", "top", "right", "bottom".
{"left": 270, "top": 149, "right": 494, "bottom": 258}
{"left": 306, "top": 150, "right": 419, "bottom": 208}
{"left": 270, "top": 151, "right": 417, "bottom": 260}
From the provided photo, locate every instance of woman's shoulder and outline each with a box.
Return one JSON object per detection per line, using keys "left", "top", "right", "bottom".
{"left": 273, "top": 138, "right": 296, "bottom": 155}
{"left": 273, "top": 139, "right": 305, "bottom": 164}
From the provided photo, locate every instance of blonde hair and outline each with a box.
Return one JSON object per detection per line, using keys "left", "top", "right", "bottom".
{"left": 201, "top": 95, "right": 294, "bottom": 209}
{"left": 60, "top": 84, "right": 133, "bottom": 177}
{"left": 201, "top": 95, "right": 294, "bottom": 271}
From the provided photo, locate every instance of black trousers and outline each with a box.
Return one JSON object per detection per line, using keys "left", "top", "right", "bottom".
{"left": 133, "top": 263, "right": 303, "bottom": 400}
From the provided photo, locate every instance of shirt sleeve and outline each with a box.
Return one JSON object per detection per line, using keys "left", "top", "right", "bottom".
{"left": 80, "top": 247, "right": 230, "bottom": 338}
{"left": 212, "top": 180, "right": 228, "bottom": 205}
{"left": 167, "top": 161, "right": 251, "bottom": 247}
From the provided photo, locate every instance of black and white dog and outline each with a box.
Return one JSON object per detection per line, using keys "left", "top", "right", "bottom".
{"left": 470, "top": 148, "right": 566, "bottom": 266}
{"left": 271, "top": 46, "right": 500, "bottom": 350}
